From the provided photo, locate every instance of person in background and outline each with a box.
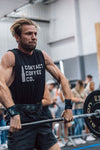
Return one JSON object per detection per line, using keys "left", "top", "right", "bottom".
{"left": 55, "top": 85, "right": 64, "bottom": 118}
{"left": 56, "top": 85, "right": 72, "bottom": 144}
{"left": 71, "top": 80, "right": 87, "bottom": 145}
{"left": 85, "top": 81, "right": 96, "bottom": 141}
{"left": 85, "top": 81, "right": 95, "bottom": 95}
{"left": 47, "top": 80, "right": 58, "bottom": 119}
{"left": 84, "top": 74, "right": 93, "bottom": 88}
{"left": 0, "top": 103, "right": 7, "bottom": 149}
{"left": 55, "top": 85, "right": 65, "bottom": 140}
{"left": 48, "top": 83, "right": 72, "bottom": 146}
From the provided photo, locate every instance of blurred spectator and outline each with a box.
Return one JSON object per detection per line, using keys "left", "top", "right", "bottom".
{"left": 55, "top": 86, "right": 69, "bottom": 141}
{"left": 0, "top": 103, "right": 7, "bottom": 148}
{"left": 71, "top": 80, "right": 87, "bottom": 145}
{"left": 55, "top": 86, "right": 64, "bottom": 118}
{"left": 84, "top": 74, "right": 93, "bottom": 88}
{"left": 47, "top": 80, "right": 58, "bottom": 138}
{"left": 85, "top": 81, "right": 96, "bottom": 141}
{"left": 47, "top": 80, "right": 58, "bottom": 118}
{"left": 85, "top": 81, "right": 95, "bottom": 95}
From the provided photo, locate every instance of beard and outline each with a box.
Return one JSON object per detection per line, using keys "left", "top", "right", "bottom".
{"left": 20, "top": 40, "right": 36, "bottom": 52}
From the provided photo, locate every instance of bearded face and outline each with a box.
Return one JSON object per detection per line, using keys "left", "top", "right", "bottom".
{"left": 19, "top": 38, "right": 37, "bottom": 52}
{"left": 17, "top": 25, "right": 37, "bottom": 53}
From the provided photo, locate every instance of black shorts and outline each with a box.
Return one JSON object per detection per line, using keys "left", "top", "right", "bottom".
{"left": 7, "top": 105, "right": 57, "bottom": 150}
{"left": 7, "top": 125, "right": 57, "bottom": 150}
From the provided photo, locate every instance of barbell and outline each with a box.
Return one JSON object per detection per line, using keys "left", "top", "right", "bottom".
{"left": 0, "top": 90, "right": 100, "bottom": 137}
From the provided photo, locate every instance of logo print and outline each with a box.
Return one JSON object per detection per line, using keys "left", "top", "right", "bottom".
{"left": 21, "top": 64, "right": 43, "bottom": 82}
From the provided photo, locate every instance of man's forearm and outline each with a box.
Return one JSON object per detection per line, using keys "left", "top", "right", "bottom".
{"left": 60, "top": 76, "right": 71, "bottom": 99}
{"left": 0, "top": 82, "right": 15, "bottom": 108}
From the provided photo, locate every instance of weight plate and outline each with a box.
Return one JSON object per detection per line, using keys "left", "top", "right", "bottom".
{"left": 83, "top": 90, "right": 100, "bottom": 137}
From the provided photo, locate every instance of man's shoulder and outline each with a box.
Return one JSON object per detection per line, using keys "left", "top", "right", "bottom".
{"left": 34, "top": 49, "right": 45, "bottom": 58}
{"left": 8, "top": 48, "right": 18, "bottom": 53}
{"left": 1, "top": 51, "right": 15, "bottom": 68}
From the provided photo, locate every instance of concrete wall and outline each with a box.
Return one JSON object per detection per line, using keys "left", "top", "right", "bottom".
{"left": 47, "top": 0, "right": 100, "bottom": 88}
{"left": 48, "top": 0, "right": 77, "bottom": 60}
{"left": 0, "top": 22, "right": 17, "bottom": 60}
{"left": 79, "top": 0, "right": 100, "bottom": 55}
{"left": 48, "top": 0, "right": 100, "bottom": 60}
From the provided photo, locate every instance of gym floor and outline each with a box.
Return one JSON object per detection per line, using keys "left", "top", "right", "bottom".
{"left": 61, "top": 138, "right": 100, "bottom": 150}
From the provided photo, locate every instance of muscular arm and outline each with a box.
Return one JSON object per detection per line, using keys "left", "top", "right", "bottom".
{"left": 0, "top": 51, "right": 21, "bottom": 132}
{"left": 42, "top": 51, "right": 73, "bottom": 121}
{"left": 42, "top": 51, "right": 71, "bottom": 99}
{"left": 0, "top": 51, "right": 15, "bottom": 108}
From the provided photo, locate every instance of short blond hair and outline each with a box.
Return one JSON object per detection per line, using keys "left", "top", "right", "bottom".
{"left": 10, "top": 18, "right": 39, "bottom": 37}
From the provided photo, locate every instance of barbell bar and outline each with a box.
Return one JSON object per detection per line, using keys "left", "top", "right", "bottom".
{"left": 0, "top": 109, "right": 99, "bottom": 132}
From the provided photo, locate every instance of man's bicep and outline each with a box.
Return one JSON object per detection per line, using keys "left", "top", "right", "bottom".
{"left": 0, "top": 52, "right": 15, "bottom": 85}
{"left": 0, "top": 64, "right": 13, "bottom": 85}
{"left": 42, "top": 51, "right": 61, "bottom": 81}
{"left": 47, "top": 64, "right": 61, "bottom": 82}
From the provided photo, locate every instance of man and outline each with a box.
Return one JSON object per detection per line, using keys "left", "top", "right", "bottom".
{"left": 0, "top": 18, "right": 73, "bottom": 150}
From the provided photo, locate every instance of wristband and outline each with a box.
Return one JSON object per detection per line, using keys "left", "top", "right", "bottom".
{"left": 65, "top": 99, "right": 72, "bottom": 109}
{"left": 7, "top": 105, "right": 19, "bottom": 117}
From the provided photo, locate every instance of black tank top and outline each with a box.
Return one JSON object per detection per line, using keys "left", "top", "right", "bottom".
{"left": 9, "top": 49, "right": 45, "bottom": 104}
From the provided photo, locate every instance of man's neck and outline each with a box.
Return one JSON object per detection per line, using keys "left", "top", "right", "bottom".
{"left": 18, "top": 46, "right": 34, "bottom": 55}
